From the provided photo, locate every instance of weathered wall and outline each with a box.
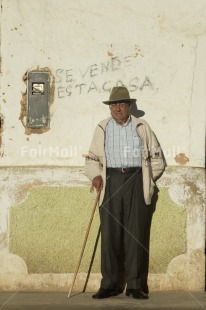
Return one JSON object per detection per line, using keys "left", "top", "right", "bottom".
{"left": 0, "top": 0, "right": 205, "bottom": 167}
{"left": 0, "top": 0, "right": 205, "bottom": 292}
{"left": 9, "top": 186, "right": 186, "bottom": 274}
{"left": 0, "top": 166, "right": 204, "bottom": 291}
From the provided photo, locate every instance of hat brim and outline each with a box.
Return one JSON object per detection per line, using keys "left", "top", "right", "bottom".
{"left": 102, "top": 99, "right": 136, "bottom": 105}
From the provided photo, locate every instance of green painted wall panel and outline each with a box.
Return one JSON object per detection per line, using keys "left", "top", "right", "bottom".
{"left": 9, "top": 186, "right": 186, "bottom": 274}
{"left": 150, "top": 188, "right": 187, "bottom": 273}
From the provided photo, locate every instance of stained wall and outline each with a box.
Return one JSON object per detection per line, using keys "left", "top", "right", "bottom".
{"left": 0, "top": 0, "right": 205, "bottom": 291}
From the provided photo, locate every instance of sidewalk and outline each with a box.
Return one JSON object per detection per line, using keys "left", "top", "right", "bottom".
{"left": 0, "top": 291, "right": 206, "bottom": 310}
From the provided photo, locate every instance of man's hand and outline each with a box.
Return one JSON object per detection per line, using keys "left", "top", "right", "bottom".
{"left": 92, "top": 175, "right": 103, "bottom": 192}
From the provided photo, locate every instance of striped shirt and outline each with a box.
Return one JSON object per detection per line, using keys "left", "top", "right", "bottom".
{"left": 105, "top": 117, "right": 142, "bottom": 168}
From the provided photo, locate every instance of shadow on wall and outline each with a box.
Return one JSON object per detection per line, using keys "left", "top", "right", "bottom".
{"left": 130, "top": 103, "right": 145, "bottom": 118}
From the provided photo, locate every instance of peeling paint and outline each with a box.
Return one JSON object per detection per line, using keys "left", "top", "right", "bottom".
{"left": 19, "top": 67, "right": 55, "bottom": 135}
{"left": 0, "top": 166, "right": 204, "bottom": 291}
{"left": 183, "top": 178, "right": 205, "bottom": 206}
{"left": 14, "top": 180, "right": 44, "bottom": 204}
{"left": 134, "top": 45, "right": 144, "bottom": 57}
{"left": 107, "top": 51, "right": 113, "bottom": 57}
{"left": 174, "top": 153, "right": 189, "bottom": 165}
{"left": 0, "top": 113, "right": 4, "bottom": 149}
{"left": 107, "top": 51, "right": 117, "bottom": 60}
{"left": 161, "top": 166, "right": 205, "bottom": 208}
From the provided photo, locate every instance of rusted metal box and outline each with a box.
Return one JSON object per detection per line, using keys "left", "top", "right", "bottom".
{"left": 27, "top": 71, "right": 50, "bottom": 128}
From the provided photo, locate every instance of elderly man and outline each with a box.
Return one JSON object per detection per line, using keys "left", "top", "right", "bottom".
{"left": 85, "top": 86, "right": 165, "bottom": 300}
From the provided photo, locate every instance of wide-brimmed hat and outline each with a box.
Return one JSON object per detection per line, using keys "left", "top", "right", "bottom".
{"left": 103, "top": 86, "right": 136, "bottom": 105}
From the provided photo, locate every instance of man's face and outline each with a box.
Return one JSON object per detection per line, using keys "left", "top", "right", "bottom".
{"left": 109, "top": 102, "right": 130, "bottom": 124}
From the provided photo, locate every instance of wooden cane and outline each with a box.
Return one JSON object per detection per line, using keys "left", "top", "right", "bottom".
{"left": 68, "top": 187, "right": 101, "bottom": 298}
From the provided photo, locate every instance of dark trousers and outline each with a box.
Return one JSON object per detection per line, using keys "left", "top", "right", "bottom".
{"left": 99, "top": 168, "right": 149, "bottom": 290}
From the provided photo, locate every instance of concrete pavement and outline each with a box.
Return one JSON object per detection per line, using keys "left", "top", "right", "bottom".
{"left": 0, "top": 291, "right": 206, "bottom": 310}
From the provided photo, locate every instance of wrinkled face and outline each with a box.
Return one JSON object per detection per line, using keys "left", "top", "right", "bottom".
{"left": 109, "top": 102, "right": 130, "bottom": 124}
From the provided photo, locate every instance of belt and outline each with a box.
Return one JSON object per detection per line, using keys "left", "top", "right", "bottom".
{"left": 106, "top": 167, "right": 142, "bottom": 173}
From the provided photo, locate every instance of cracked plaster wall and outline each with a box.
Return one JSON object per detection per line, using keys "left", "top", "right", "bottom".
{"left": 0, "top": 166, "right": 205, "bottom": 292}
{"left": 0, "top": 0, "right": 205, "bottom": 167}
{"left": 0, "top": 0, "right": 205, "bottom": 292}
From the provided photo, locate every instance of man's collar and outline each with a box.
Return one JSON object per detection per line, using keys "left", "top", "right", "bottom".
{"left": 111, "top": 115, "right": 131, "bottom": 127}
{"left": 98, "top": 115, "right": 144, "bottom": 130}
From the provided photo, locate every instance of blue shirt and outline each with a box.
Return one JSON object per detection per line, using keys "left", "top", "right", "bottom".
{"left": 105, "top": 117, "right": 142, "bottom": 168}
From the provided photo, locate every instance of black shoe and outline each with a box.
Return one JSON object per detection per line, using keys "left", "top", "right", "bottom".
{"left": 92, "top": 287, "right": 118, "bottom": 299}
{"left": 126, "top": 289, "right": 149, "bottom": 299}
{"left": 141, "top": 283, "right": 149, "bottom": 295}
